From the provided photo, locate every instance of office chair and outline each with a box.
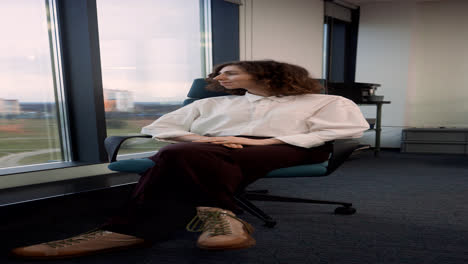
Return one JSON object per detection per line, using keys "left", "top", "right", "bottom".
{"left": 105, "top": 78, "right": 358, "bottom": 228}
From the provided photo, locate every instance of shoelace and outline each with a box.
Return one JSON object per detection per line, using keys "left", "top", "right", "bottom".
{"left": 45, "top": 229, "right": 106, "bottom": 248}
{"left": 186, "top": 211, "right": 251, "bottom": 237}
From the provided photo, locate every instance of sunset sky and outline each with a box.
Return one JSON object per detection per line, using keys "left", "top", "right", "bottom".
{"left": 0, "top": 0, "right": 204, "bottom": 103}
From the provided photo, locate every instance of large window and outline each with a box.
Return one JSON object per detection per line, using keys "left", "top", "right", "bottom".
{"left": 0, "top": 0, "right": 236, "bottom": 176}
{"left": 96, "top": 0, "right": 209, "bottom": 156}
{"left": 0, "top": 0, "right": 68, "bottom": 169}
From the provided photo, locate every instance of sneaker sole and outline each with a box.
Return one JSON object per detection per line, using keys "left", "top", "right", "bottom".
{"left": 197, "top": 236, "right": 256, "bottom": 250}
{"left": 196, "top": 223, "right": 256, "bottom": 250}
{"left": 10, "top": 241, "right": 151, "bottom": 260}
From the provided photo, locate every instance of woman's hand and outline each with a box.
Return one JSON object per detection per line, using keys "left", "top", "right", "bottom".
{"left": 219, "top": 143, "right": 244, "bottom": 149}
{"left": 193, "top": 136, "right": 284, "bottom": 148}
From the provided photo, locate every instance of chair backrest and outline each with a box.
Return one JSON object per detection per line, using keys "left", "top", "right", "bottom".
{"left": 185, "top": 78, "right": 326, "bottom": 100}
{"left": 326, "top": 139, "right": 360, "bottom": 175}
{"left": 183, "top": 78, "right": 230, "bottom": 106}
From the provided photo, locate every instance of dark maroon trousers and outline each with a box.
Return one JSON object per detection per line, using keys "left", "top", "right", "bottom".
{"left": 103, "top": 138, "right": 331, "bottom": 241}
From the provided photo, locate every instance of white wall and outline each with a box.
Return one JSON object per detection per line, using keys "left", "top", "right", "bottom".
{"left": 356, "top": 0, "right": 468, "bottom": 147}
{"left": 407, "top": 0, "right": 468, "bottom": 128}
{"left": 355, "top": 2, "right": 415, "bottom": 147}
{"left": 239, "top": 0, "right": 324, "bottom": 77}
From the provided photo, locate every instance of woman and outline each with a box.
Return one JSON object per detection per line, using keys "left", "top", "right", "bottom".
{"left": 11, "top": 60, "right": 369, "bottom": 259}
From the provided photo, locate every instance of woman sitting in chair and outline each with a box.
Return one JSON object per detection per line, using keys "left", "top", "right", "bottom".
{"left": 11, "top": 60, "right": 369, "bottom": 259}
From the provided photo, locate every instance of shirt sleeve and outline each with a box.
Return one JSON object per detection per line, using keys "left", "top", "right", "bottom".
{"left": 275, "top": 97, "right": 370, "bottom": 148}
{"left": 140, "top": 100, "right": 202, "bottom": 143}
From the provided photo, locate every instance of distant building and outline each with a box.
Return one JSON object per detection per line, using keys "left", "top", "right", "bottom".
{"left": 103, "top": 89, "right": 134, "bottom": 112}
{"left": 0, "top": 98, "right": 21, "bottom": 116}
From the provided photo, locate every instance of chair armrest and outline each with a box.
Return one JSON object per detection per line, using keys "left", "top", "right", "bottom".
{"left": 104, "top": 134, "right": 152, "bottom": 162}
{"left": 326, "top": 139, "right": 360, "bottom": 175}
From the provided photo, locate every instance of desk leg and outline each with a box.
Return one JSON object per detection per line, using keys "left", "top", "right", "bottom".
{"left": 374, "top": 103, "right": 382, "bottom": 157}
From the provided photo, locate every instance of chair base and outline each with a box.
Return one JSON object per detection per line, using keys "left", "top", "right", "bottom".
{"left": 234, "top": 194, "right": 277, "bottom": 228}
{"left": 234, "top": 190, "right": 356, "bottom": 228}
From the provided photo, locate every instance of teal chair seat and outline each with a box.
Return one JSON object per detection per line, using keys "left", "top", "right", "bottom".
{"left": 108, "top": 159, "right": 328, "bottom": 177}
{"left": 265, "top": 161, "right": 328, "bottom": 178}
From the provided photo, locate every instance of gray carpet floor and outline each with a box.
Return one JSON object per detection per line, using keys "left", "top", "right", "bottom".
{"left": 1, "top": 150, "right": 467, "bottom": 264}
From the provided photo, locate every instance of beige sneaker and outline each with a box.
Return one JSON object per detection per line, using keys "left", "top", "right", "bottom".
{"left": 10, "top": 229, "right": 146, "bottom": 259}
{"left": 186, "top": 206, "right": 256, "bottom": 250}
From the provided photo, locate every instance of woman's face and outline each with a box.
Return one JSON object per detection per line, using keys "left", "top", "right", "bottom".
{"left": 213, "top": 65, "right": 257, "bottom": 90}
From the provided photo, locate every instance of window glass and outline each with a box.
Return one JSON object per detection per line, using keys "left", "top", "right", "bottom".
{"left": 0, "top": 0, "right": 67, "bottom": 169}
{"left": 97, "top": 0, "right": 207, "bottom": 156}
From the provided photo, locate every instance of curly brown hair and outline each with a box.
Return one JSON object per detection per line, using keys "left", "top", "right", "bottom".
{"left": 205, "top": 60, "right": 323, "bottom": 96}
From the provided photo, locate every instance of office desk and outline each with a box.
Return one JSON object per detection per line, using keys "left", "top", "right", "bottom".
{"left": 360, "top": 101, "right": 391, "bottom": 156}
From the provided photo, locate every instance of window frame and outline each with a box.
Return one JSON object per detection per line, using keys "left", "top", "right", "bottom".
{"left": 323, "top": 5, "right": 360, "bottom": 85}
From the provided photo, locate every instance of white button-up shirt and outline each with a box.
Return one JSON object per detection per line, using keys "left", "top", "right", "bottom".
{"left": 141, "top": 92, "right": 370, "bottom": 148}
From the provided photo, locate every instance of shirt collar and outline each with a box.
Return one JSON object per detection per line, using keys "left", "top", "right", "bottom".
{"left": 244, "top": 91, "right": 295, "bottom": 103}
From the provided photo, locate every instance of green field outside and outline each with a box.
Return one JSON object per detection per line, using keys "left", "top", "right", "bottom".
{"left": 0, "top": 118, "right": 171, "bottom": 168}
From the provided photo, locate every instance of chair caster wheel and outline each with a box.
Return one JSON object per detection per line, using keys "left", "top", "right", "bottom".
{"left": 334, "top": 206, "right": 356, "bottom": 215}
{"left": 264, "top": 220, "right": 277, "bottom": 228}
